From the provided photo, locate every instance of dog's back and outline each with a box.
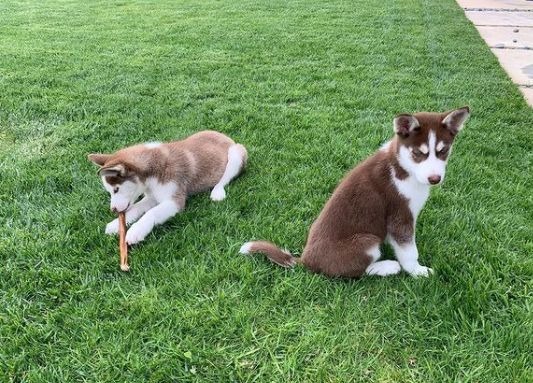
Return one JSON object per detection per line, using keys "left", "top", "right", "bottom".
{"left": 301, "top": 149, "right": 396, "bottom": 276}
{"left": 110, "top": 130, "right": 237, "bottom": 194}
{"left": 171, "top": 130, "right": 237, "bottom": 194}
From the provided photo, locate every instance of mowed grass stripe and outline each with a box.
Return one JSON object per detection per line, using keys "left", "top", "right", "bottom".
{"left": 0, "top": 0, "right": 531, "bottom": 382}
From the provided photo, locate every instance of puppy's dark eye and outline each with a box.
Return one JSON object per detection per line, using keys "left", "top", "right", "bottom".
{"left": 113, "top": 187, "right": 119, "bottom": 194}
{"left": 412, "top": 149, "right": 422, "bottom": 156}
{"left": 437, "top": 147, "right": 449, "bottom": 155}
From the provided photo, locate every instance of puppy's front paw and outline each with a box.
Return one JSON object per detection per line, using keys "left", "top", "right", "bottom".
{"left": 210, "top": 187, "right": 226, "bottom": 201}
{"left": 105, "top": 219, "right": 119, "bottom": 235}
{"left": 408, "top": 265, "right": 433, "bottom": 278}
{"left": 125, "top": 223, "right": 147, "bottom": 245}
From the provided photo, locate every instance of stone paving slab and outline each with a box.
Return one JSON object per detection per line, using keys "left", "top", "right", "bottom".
{"left": 465, "top": 10, "right": 533, "bottom": 26}
{"left": 477, "top": 26, "right": 533, "bottom": 48}
{"left": 457, "top": 1, "right": 533, "bottom": 106}
{"left": 457, "top": 0, "right": 533, "bottom": 10}
{"left": 491, "top": 48, "right": 533, "bottom": 85}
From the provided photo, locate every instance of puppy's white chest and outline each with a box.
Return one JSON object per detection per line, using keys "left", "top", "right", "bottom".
{"left": 145, "top": 178, "right": 178, "bottom": 202}
{"left": 392, "top": 172, "right": 430, "bottom": 219}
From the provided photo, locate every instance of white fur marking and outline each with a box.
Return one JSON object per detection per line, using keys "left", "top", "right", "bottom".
{"left": 428, "top": 131, "right": 436, "bottom": 155}
{"left": 419, "top": 143, "right": 429, "bottom": 154}
{"left": 105, "top": 196, "right": 159, "bottom": 235}
{"left": 102, "top": 176, "right": 113, "bottom": 194}
{"left": 102, "top": 176, "right": 144, "bottom": 213}
{"left": 210, "top": 144, "right": 246, "bottom": 202}
{"left": 145, "top": 142, "right": 162, "bottom": 149}
{"left": 436, "top": 141, "right": 445, "bottom": 152}
{"left": 388, "top": 236, "right": 433, "bottom": 277}
{"left": 105, "top": 220, "right": 119, "bottom": 235}
{"left": 380, "top": 140, "right": 392, "bottom": 152}
{"left": 391, "top": 167, "right": 430, "bottom": 220}
{"left": 365, "top": 260, "right": 401, "bottom": 277}
{"left": 126, "top": 199, "right": 180, "bottom": 245}
{"left": 366, "top": 244, "right": 381, "bottom": 262}
{"left": 122, "top": 196, "right": 158, "bottom": 224}
{"left": 240, "top": 242, "right": 253, "bottom": 254}
{"left": 105, "top": 178, "right": 181, "bottom": 245}
{"left": 146, "top": 178, "right": 178, "bottom": 203}
{"left": 397, "top": 131, "right": 448, "bottom": 185}
{"left": 421, "top": 131, "right": 447, "bottom": 184}
{"left": 210, "top": 187, "right": 226, "bottom": 202}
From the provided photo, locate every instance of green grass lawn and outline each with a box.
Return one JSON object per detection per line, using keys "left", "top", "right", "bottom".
{"left": 1, "top": 0, "right": 532, "bottom": 381}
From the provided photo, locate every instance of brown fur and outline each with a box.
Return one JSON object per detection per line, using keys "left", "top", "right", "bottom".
{"left": 299, "top": 144, "right": 409, "bottom": 277}
{"left": 396, "top": 111, "right": 456, "bottom": 159}
{"left": 245, "top": 108, "right": 468, "bottom": 278}
{"left": 89, "top": 130, "right": 247, "bottom": 197}
{"left": 89, "top": 130, "right": 248, "bottom": 245}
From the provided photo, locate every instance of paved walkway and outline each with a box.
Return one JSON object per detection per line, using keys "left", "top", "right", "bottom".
{"left": 456, "top": 0, "right": 533, "bottom": 106}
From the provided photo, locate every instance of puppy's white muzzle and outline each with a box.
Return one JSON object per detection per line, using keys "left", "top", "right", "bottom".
{"left": 110, "top": 195, "right": 131, "bottom": 213}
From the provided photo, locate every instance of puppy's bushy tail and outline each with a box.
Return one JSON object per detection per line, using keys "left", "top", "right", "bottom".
{"left": 240, "top": 241, "right": 298, "bottom": 268}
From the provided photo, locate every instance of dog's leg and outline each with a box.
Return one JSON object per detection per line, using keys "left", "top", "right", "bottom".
{"left": 105, "top": 196, "right": 157, "bottom": 235}
{"left": 125, "top": 196, "right": 185, "bottom": 245}
{"left": 210, "top": 144, "right": 248, "bottom": 201}
{"left": 363, "top": 243, "right": 401, "bottom": 277}
{"left": 388, "top": 237, "right": 433, "bottom": 277}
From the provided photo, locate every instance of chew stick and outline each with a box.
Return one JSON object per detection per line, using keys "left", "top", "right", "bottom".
{"left": 118, "top": 212, "right": 130, "bottom": 271}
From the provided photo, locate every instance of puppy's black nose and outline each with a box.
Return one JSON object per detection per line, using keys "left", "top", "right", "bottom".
{"left": 428, "top": 175, "right": 441, "bottom": 185}
{"left": 112, "top": 207, "right": 118, "bottom": 213}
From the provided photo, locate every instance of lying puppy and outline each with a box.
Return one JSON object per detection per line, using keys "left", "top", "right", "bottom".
{"left": 241, "top": 107, "right": 469, "bottom": 278}
{"left": 89, "top": 130, "right": 247, "bottom": 245}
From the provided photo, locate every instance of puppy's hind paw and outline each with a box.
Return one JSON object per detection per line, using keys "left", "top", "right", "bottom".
{"left": 210, "top": 187, "right": 226, "bottom": 201}
{"left": 366, "top": 260, "right": 401, "bottom": 277}
{"left": 105, "top": 219, "right": 119, "bottom": 235}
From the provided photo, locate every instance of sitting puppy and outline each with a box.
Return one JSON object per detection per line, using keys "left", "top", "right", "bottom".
{"left": 241, "top": 107, "right": 469, "bottom": 278}
{"left": 89, "top": 130, "right": 247, "bottom": 245}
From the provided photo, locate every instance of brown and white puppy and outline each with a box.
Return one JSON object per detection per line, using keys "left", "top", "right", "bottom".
{"left": 241, "top": 107, "right": 469, "bottom": 278}
{"left": 89, "top": 130, "right": 247, "bottom": 245}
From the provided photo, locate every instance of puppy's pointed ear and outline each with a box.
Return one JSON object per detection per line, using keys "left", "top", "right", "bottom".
{"left": 88, "top": 153, "right": 112, "bottom": 167}
{"left": 393, "top": 114, "right": 420, "bottom": 138}
{"left": 98, "top": 164, "right": 126, "bottom": 177}
{"left": 442, "top": 106, "right": 470, "bottom": 135}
